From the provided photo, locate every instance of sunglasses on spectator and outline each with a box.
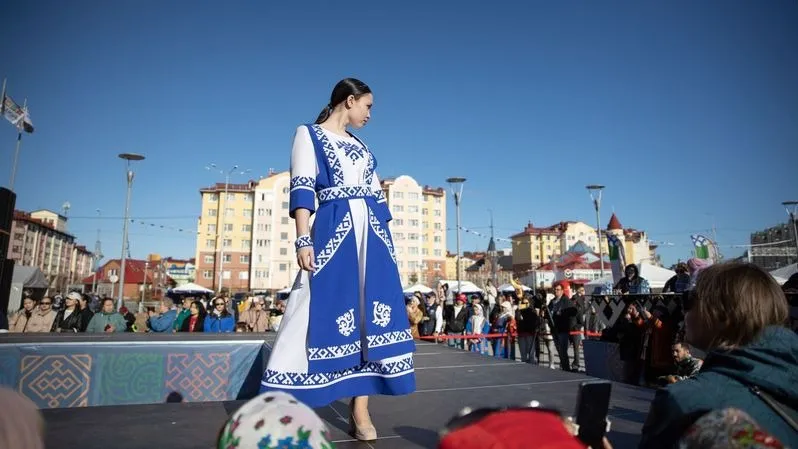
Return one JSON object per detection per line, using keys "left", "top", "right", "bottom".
{"left": 40, "top": 301, "right": 52, "bottom": 305}
{"left": 214, "top": 302, "right": 225, "bottom": 306}
{"left": 440, "top": 402, "right": 562, "bottom": 437}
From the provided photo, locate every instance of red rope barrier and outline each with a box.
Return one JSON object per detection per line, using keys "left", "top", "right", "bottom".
{"left": 417, "top": 330, "right": 602, "bottom": 340}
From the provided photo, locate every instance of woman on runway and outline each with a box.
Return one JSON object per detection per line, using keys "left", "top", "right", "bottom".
{"left": 259, "top": 78, "right": 416, "bottom": 441}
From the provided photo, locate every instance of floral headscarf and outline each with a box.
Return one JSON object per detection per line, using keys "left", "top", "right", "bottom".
{"left": 218, "top": 391, "right": 335, "bottom": 449}
{"left": 679, "top": 408, "right": 783, "bottom": 449}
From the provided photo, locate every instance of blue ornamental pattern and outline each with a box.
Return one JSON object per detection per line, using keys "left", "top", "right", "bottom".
{"left": 263, "top": 353, "right": 414, "bottom": 387}
{"left": 363, "top": 153, "right": 375, "bottom": 185}
{"left": 307, "top": 329, "right": 413, "bottom": 361}
{"left": 313, "top": 212, "right": 352, "bottom": 275}
{"left": 311, "top": 125, "right": 344, "bottom": 186}
{"left": 317, "top": 185, "right": 374, "bottom": 204}
{"left": 368, "top": 209, "right": 396, "bottom": 264}
{"left": 336, "top": 140, "right": 365, "bottom": 163}
{"left": 290, "top": 175, "right": 315, "bottom": 191}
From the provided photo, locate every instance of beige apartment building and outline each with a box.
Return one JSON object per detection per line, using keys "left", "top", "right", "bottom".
{"left": 249, "top": 171, "right": 298, "bottom": 291}
{"left": 194, "top": 181, "right": 256, "bottom": 294}
{"left": 511, "top": 213, "right": 654, "bottom": 274}
{"left": 380, "top": 175, "right": 447, "bottom": 287}
{"left": 7, "top": 209, "right": 93, "bottom": 291}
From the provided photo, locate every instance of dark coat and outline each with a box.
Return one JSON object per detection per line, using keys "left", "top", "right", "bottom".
{"left": 639, "top": 326, "right": 798, "bottom": 449}
{"left": 51, "top": 308, "right": 84, "bottom": 333}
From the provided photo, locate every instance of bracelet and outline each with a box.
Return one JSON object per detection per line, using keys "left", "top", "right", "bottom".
{"left": 295, "top": 235, "right": 313, "bottom": 250}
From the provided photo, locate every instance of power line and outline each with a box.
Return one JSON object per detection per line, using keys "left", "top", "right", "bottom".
{"left": 67, "top": 215, "right": 197, "bottom": 220}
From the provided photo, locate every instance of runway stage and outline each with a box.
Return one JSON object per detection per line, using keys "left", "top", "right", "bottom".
{"left": 42, "top": 339, "right": 653, "bottom": 449}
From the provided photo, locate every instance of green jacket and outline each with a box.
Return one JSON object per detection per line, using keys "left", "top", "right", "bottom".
{"left": 85, "top": 312, "right": 128, "bottom": 333}
{"left": 173, "top": 308, "right": 191, "bottom": 331}
{"left": 639, "top": 325, "right": 798, "bottom": 448}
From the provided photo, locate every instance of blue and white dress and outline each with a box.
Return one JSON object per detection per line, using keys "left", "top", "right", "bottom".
{"left": 259, "top": 124, "right": 416, "bottom": 408}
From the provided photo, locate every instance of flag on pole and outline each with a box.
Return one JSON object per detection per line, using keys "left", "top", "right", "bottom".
{"left": 690, "top": 234, "right": 718, "bottom": 261}
{"left": 1, "top": 93, "right": 34, "bottom": 133}
{"left": 606, "top": 233, "right": 627, "bottom": 284}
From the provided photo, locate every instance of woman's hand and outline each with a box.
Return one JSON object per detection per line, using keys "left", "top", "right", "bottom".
{"left": 297, "top": 247, "right": 315, "bottom": 272}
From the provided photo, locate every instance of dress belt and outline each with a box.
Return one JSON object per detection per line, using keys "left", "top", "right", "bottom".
{"left": 317, "top": 185, "right": 375, "bottom": 204}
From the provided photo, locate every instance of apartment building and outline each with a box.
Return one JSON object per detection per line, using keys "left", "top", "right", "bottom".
{"left": 249, "top": 171, "right": 297, "bottom": 291}
{"left": 511, "top": 213, "right": 653, "bottom": 274}
{"left": 194, "top": 181, "right": 256, "bottom": 293}
{"left": 380, "top": 176, "right": 447, "bottom": 286}
{"left": 7, "top": 209, "right": 93, "bottom": 291}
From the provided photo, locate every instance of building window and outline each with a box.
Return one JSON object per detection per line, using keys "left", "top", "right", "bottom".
{"left": 393, "top": 205, "right": 404, "bottom": 213}
{"left": 223, "top": 254, "right": 232, "bottom": 263}
{"left": 244, "top": 193, "right": 253, "bottom": 202}
{"left": 434, "top": 209, "right": 441, "bottom": 216}
{"left": 409, "top": 219, "right": 419, "bottom": 226}
{"left": 408, "top": 233, "right": 419, "bottom": 240}
{"left": 408, "top": 205, "right": 418, "bottom": 213}
{"left": 422, "top": 208, "right": 428, "bottom": 215}
{"left": 224, "top": 223, "right": 233, "bottom": 232}
{"left": 238, "top": 271, "right": 248, "bottom": 280}
{"left": 281, "top": 201, "right": 289, "bottom": 209}
{"left": 279, "top": 263, "right": 287, "bottom": 271}
{"left": 422, "top": 248, "right": 428, "bottom": 255}
{"left": 241, "top": 240, "right": 251, "bottom": 250}
{"left": 434, "top": 263, "right": 441, "bottom": 270}
{"left": 280, "top": 248, "right": 287, "bottom": 256}
{"left": 280, "top": 232, "right": 288, "bottom": 241}
{"left": 243, "top": 209, "right": 252, "bottom": 217}
{"left": 208, "top": 193, "right": 218, "bottom": 202}
{"left": 223, "top": 239, "right": 232, "bottom": 247}
{"left": 394, "top": 218, "right": 404, "bottom": 226}
{"left": 435, "top": 197, "right": 441, "bottom": 203}
{"left": 240, "top": 255, "right": 249, "bottom": 263}
{"left": 241, "top": 224, "right": 251, "bottom": 232}
{"left": 395, "top": 232, "right": 405, "bottom": 240}
{"left": 434, "top": 249, "right": 442, "bottom": 257}
{"left": 433, "top": 236, "right": 441, "bottom": 243}
{"left": 207, "top": 224, "right": 216, "bottom": 233}
{"left": 408, "top": 192, "right": 419, "bottom": 200}
{"left": 434, "top": 223, "right": 442, "bottom": 230}
{"left": 282, "top": 187, "right": 289, "bottom": 194}
{"left": 204, "top": 255, "right": 214, "bottom": 263}
{"left": 393, "top": 191, "right": 403, "bottom": 199}
{"left": 222, "top": 270, "right": 231, "bottom": 279}
{"left": 226, "top": 193, "right": 236, "bottom": 201}
{"left": 408, "top": 247, "right": 418, "bottom": 255}
{"left": 203, "top": 270, "right": 212, "bottom": 279}
{"left": 208, "top": 209, "right": 217, "bottom": 217}
{"left": 281, "top": 217, "right": 289, "bottom": 225}
{"left": 206, "top": 239, "right": 214, "bottom": 249}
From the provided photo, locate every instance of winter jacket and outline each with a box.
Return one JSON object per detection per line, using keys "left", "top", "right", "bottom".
{"left": 173, "top": 308, "right": 190, "bottom": 331}
{"left": 85, "top": 312, "right": 128, "bottom": 333}
{"left": 10, "top": 310, "right": 33, "bottom": 332}
{"left": 203, "top": 313, "right": 235, "bottom": 333}
{"left": 24, "top": 310, "right": 57, "bottom": 333}
{"left": 51, "top": 308, "right": 84, "bottom": 333}
{"left": 639, "top": 325, "right": 798, "bottom": 449}
{"left": 147, "top": 309, "right": 177, "bottom": 332}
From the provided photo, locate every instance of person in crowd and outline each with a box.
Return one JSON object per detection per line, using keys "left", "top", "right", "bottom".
{"left": 118, "top": 306, "right": 138, "bottom": 331}
{"left": 406, "top": 295, "right": 424, "bottom": 339}
{"left": 484, "top": 279, "right": 498, "bottom": 316}
{"left": 0, "top": 387, "right": 45, "bottom": 449}
{"left": 639, "top": 262, "right": 797, "bottom": 449}
{"left": 23, "top": 296, "right": 57, "bottom": 333}
{"left": 601, "top": 302, "right": 644, "bottom": 385}
{"left": 444, "top": 293, "right": 469, "bottom": 349}
{"left": 549, "top": 283, "right": 584, "bottom": 371}
{"left": 51, "top": 291, "right": 84, "bottom": 333}
{"left": 147, "top": 299, "right": 177, "bottom": 332}
{"left": 657, "top": 341, "right": 702, "bottom": 386}
{"left": 78, "top": 294, "right": 94, "bottom": 332}
{"left": 269, "top": 299, "right": 285, "bottom": 332}
{"left": 217, "top": 391, "right": 334, "bottom": 449}
{"left": 615, "top": 264, "right": 651, "bottom": 294}
{"left": 679, "top": 408, "right": 785, "bottom": 449}
{"left": 686, "top": 257, "right": 711, "bottom": 290}
{"left": 173, "top": 297, "right": 193, "bottom": 332}
{"left": 466, "top": 303, "right": 489, "bottom": 354}
{"left": 10, "top": 297, "right": 37, "bottom": 332}
{"left": 663, "top": 263, "right": 691, "bottom": 293}
{"left": 86, "top": 298, "right": 128, "bottom": 333}
{"left": 204, "top": 297, "right": 235, "bottom": 333}
{"left": 238, "top": 297, "right": 270, "bottom": 332}
{"left": 631, "top": 304, "right": 676, "bottom": 384}
{"left": 515, "top": 293, "right": 539, "bottom": 363}
{"left": 536, "top": 290, "right": 557, "bottom": 369}
{"left": 180, "top": 300, "right": 206, "bottom": 332}
{"left": 418, "top": 292, "right": 441, "bottom": 340}
{"left": 490, "top": 300, "right": 516, "bottom": 359}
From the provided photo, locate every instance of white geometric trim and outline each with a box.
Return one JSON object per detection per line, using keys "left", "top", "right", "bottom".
{"left": 312, "top": 125, "right": 344, "bottom": 186}
{"left": 368, "top": 209, "right": 396, "bottom": 264}
{"left": 261, "top": 353, "right": 414, "bottom": 389}
{"left": 307, "top": 329, "right": 413, "bottom": 361}
{"left": 314, "top": 212, "right": 352, "bottom": 275}
{"left": 318, "top": 185, "right": 374, "bottom": 203}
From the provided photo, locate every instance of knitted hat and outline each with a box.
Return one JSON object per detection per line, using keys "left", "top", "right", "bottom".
{"left": 217, "top": 391, "right": 334, "bottom": 449}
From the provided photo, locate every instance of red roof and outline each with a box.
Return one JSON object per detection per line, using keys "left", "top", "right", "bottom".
{"left": 511, "top": 221, "right": 571, "bottom": 238}
{"left": 607, "top": 213, "right": 623, "bottom": 230}
{"left": 81, "top": 259, "right": 170, "bottom": 285}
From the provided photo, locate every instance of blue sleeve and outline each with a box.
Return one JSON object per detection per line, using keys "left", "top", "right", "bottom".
{"left": 203, "top": 318, "right": 213, "bottom": 333}
{"left": 149, "top": 311, "right": 175, "bottom": 332}
{"left": 289, "top": 126, "right": 317, "bottom": 219}
{"left": 221, "top": 316, "right": 235, "bottom": 333}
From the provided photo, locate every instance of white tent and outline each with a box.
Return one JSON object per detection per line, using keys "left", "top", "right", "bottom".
{"left": 770, "top": 263, "right": 797, "bottom": 281}
{"left": 170, "top": 282, "right": 214, "bottom": 295}
{"left": 7, "top": 266, "right": 49, "bottom": 314}
{"left": 497, "top": 283, "right": 532, "bottom": 293}
{"left": 586, "top": 263, "right": 676, "bottom": 291}
{"left": 403, "top": 283, "right": 433, "bottom": 294}
{"left": 437, "top": 279, "right": 483, "bottom": 294}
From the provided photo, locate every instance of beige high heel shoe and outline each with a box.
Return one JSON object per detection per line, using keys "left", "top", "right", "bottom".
{"left": 349, "top": 399, "right": 377, "bottom": 441}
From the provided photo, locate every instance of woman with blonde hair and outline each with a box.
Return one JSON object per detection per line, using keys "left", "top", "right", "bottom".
{"left": 639, "top": 262, "right": 797, "bottom": 449}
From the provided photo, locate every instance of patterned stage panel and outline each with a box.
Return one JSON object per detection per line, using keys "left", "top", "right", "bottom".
{"left": 19, "top": 354, "right": 92, "bottom": 408}
{"left": 0, "top": 347, "right": 20, "bottom": 387}
{"left": 164, "top": 352, "right": 231, "bottom": 402}
{"left": 95, "top": 353, "right": 165, "bottom": 406}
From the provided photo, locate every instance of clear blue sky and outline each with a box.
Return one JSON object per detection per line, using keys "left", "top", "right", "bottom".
{"left": 2, "top": 1, "right": 796, "bottom": 267}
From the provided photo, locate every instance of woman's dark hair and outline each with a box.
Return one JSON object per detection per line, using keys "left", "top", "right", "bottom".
{"left": 190, "top": 300, "right": 206, "bottom": 317}
{"left": 314, "top": 78, "right": 372, "bottom": 124}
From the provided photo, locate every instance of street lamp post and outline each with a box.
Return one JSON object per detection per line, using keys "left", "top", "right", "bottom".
{"left": 587, "top": 185, "right": 606, "bottom": 279}
{"left": 92, "top": 209, "right": 102, "bottom": 294}
{"left": 117, "top": 153, "right": 145, "bottom": 310}
{"left": 446, "top": 177, "right": 466, "bottom": 295}
{"left": 783, "top": 201, "right": 798, "bottom": 265}
{"left": 140, "top": 260, "right": 149, "bottom": 313}
{"left": 206, "top": 164, "right": 251, "bottom": 295}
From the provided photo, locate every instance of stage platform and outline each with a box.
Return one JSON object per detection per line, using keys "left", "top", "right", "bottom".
{"left": 42, "top": 339, "right": 653, "bottom": 449}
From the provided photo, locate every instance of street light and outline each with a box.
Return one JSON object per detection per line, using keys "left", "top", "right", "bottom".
{"left": 91, "top": 208, "right": 102, "bottom": 294}
{"left": 447, "top": 177, "right": 466, "bottom": 295}
{"left": 206, "top": 163, "right": 251, "bottom": 295}
{"left": 783, "top": 201, "right": 798, "bottom": 265}
{"left": 117, "top": 153, "right": 145, "bottom": 310}
{"left": 586, "top": 185, "right": 606, "bottom": 279}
